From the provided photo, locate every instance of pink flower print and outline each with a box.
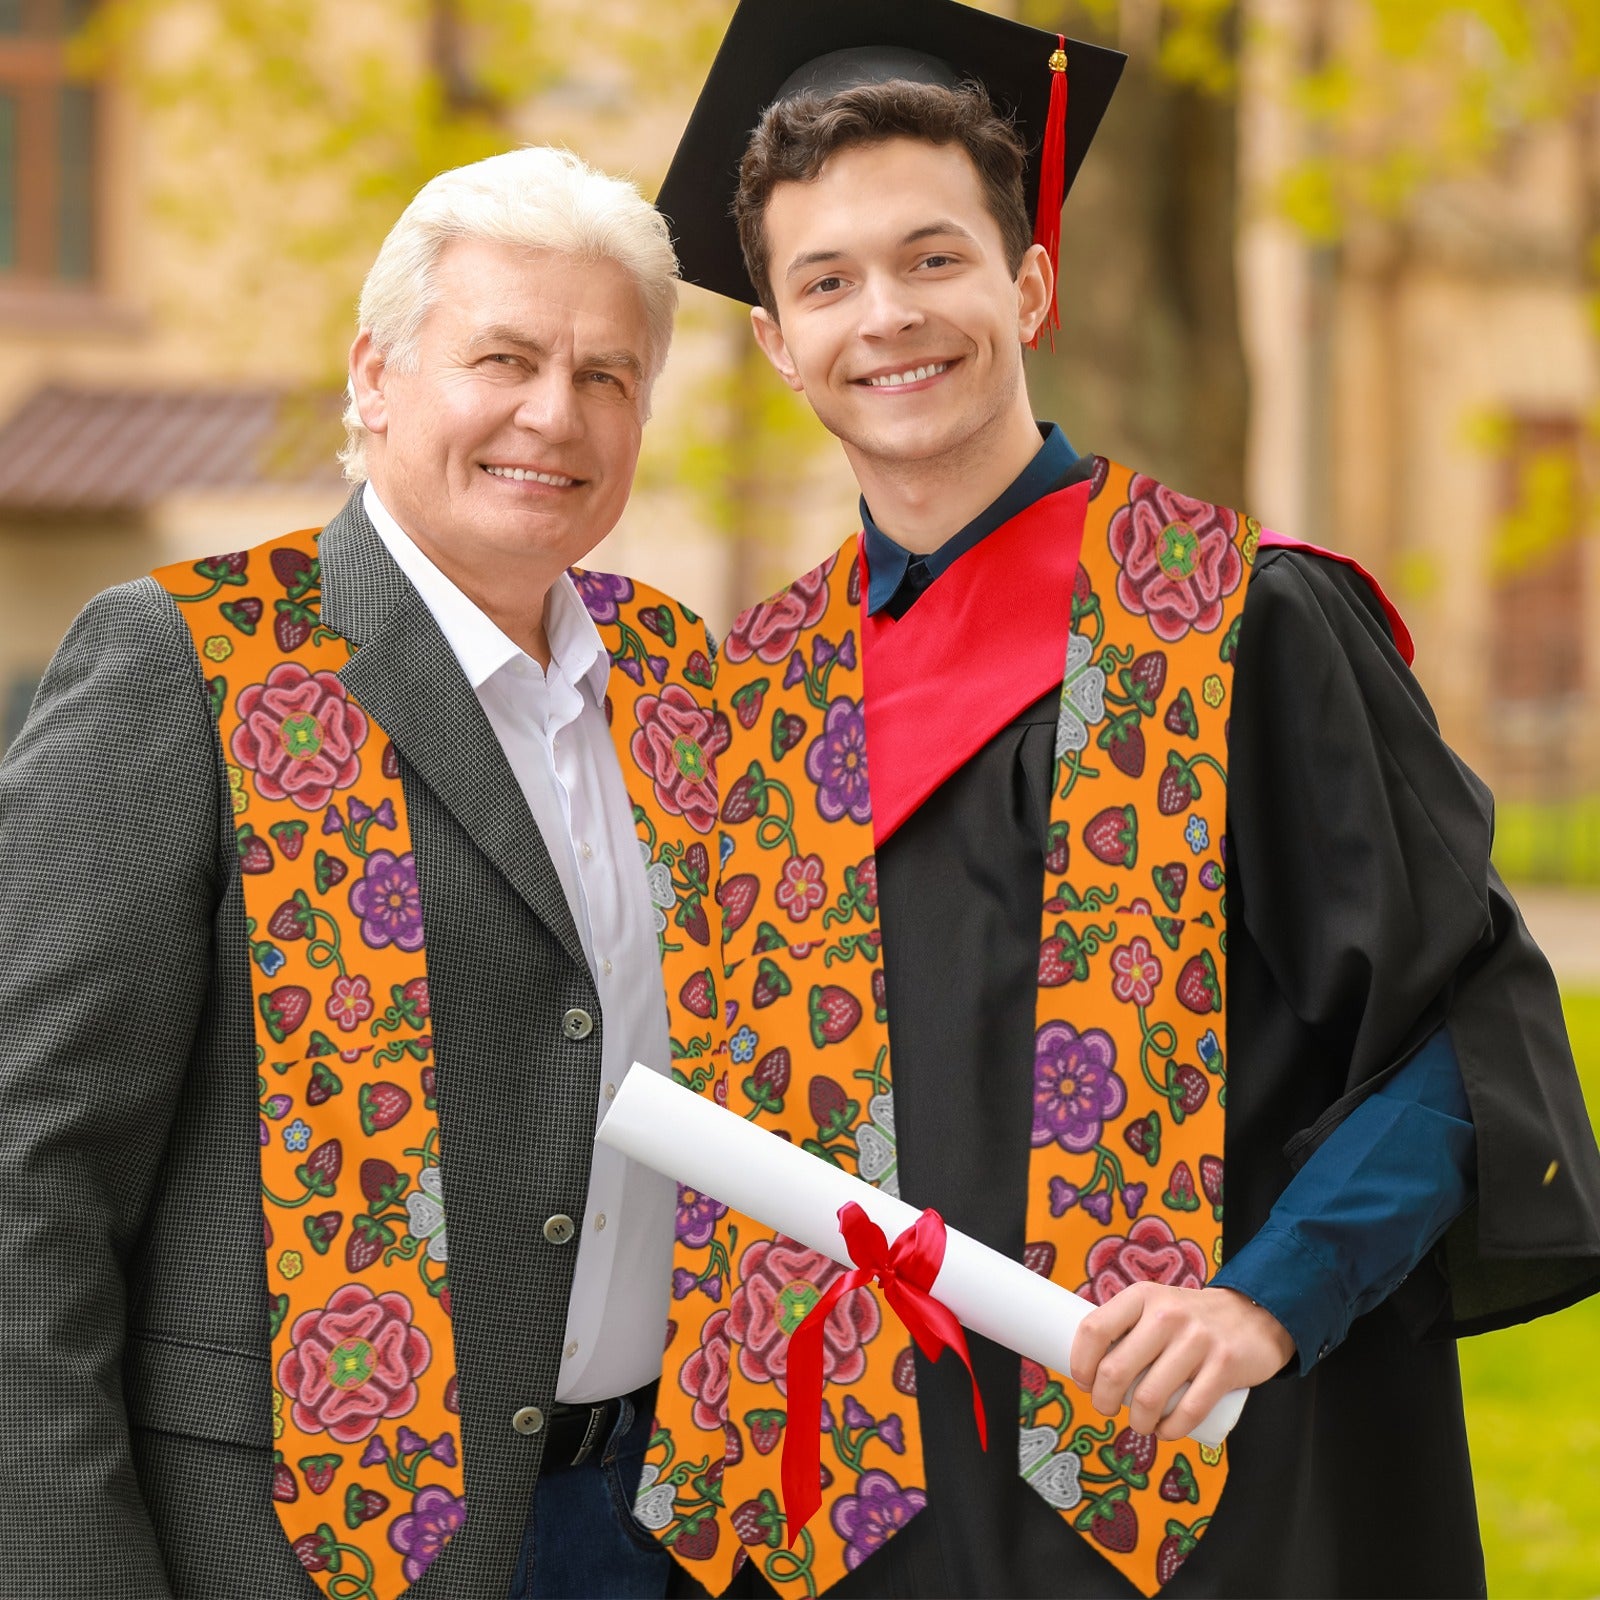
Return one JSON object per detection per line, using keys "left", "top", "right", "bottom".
{"left": 775, "top": 853, "right": 828, "bottom": 923}
{"left": 1109, "top": 937, "right": 1163, "bottom": 1006}
{"left": 679, "top": 1308, "right": 732, "bottom": 1432}
{"left": 723, "top": 557, "right": 835, "bottom": 665}
{"left": 327, "top": 974, "right": 375, "bottom": 1033}
{"left": 1077, "top": 1216, "right": 1211, "bottom": 1307}
{"left": 630, "top": 685, "right": 731, "bottom": 835}
{"left": 1107, "top": 476, "right": 1243, "bottom": 642}
{"left": 726, "top": 1235, "right": 881, "bottom": 1395}
{"left": 231, "top": 662, "right": 368, "bottom": 810}
{"left": 277, "top": 1284, "right": 432, "bottom": 1445}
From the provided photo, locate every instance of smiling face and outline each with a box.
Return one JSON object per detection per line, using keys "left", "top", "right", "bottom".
{"left": 750, "top": 136, "right": 1050, "bottom": 478}
{"left": 352, "top": 236, "right": 652, "bottom": 593}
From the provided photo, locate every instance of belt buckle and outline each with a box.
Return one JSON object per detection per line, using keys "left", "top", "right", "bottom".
{"left": 568, "top": 1401, "right": 608, "bottom": 1468}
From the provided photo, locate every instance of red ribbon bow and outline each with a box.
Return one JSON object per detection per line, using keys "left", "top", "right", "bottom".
{"left": 780, "top": 1203, "right": 988, "bottom": 1546}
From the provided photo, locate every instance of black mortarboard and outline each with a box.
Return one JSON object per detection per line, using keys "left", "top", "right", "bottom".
{"left": 657, "top": 0, "right": 1127, "bottom": 322}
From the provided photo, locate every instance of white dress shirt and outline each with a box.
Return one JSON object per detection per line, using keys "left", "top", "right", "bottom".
{"left": 364, "top": 483, "right": 675, "bottom": 1403}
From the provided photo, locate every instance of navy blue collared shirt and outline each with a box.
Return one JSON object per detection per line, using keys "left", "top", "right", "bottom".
{"left": 861, "top": 421, "right": 1478, "bottom": 1370}
{"left": 863, "top": 423, "right": 1089, "bottom": 618}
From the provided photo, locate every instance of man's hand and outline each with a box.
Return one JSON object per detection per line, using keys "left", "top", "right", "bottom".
{"left": 1069, "top": 1284, "right": 1296, "bottom": 1440}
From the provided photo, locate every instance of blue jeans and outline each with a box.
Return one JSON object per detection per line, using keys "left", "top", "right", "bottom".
{"left": 509, "top": 1387, "right": 671, "bottom": 1599}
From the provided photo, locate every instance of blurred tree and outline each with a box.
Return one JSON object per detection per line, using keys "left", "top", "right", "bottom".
{"left": 73, "top": 0, "right": 831, "bottom": 620}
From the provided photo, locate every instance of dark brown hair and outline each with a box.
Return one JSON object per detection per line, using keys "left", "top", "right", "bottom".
{"left": 735, "top": 79, "right": 1032, "bottom": 315}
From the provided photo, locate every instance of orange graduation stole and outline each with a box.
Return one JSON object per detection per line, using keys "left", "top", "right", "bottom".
{"left": 157, "top": 535, "right": 723, "bottom": 1600}
{"left": 645, "top": 459, "right": 1258, "bottom": 1596}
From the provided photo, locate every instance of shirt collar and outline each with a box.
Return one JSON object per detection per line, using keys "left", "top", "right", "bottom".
{"left": 361, "top": 481, "right": 608, "bottom": 701}
{"left": 861, "top": 422, "right": 1079, "bottom": 615}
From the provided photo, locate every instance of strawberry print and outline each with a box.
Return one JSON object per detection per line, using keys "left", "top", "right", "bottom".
{"left": 1175, "top": 951, "right": 1222, "bottom": 1013}
{"left": 680, "top": 970, "right": 716, "bottom": 1020}
{"left": 808, "top": 984, "right": 862, "bottom": 1047}
{"left": 1083, "top": 805, "right": 1138, "bottom": 867}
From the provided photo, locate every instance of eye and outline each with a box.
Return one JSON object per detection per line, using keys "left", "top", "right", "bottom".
{"left": 585, "top": 370, "right": 624, "bottom": 388}
{"left": 483, "top": 352, "right": 522, "bottom": 367}
{"left": 809, "top": 275, "right": 845, "bottom": 296}
{"left": 917, "top": 254, "right": 957, "bottom": 270}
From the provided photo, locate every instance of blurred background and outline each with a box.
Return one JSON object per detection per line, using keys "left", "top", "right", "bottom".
{"left": 1, "top": 0, "right": 1597, "bottom": 1587}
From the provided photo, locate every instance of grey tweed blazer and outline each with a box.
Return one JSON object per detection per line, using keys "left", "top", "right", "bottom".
{"left": 0, "top": 495, "right": 647, "bottom": 1597}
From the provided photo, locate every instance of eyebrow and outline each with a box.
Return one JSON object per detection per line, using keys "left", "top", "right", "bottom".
{"left": 468, "top": 326, "right": 646, "bottom": 379}
{"left": 783, "top": 219, "right": 980, "bottom": 281}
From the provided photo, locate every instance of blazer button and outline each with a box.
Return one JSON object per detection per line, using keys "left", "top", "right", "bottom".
{"left": 543, "top": 1214, "right": 576, "bottom": 1246}
{"left": 561, "top": 1007, "right": 594, "bottom": 1041}
{"left": 511, "top": 1405, "right": 545, "bottom": 1436}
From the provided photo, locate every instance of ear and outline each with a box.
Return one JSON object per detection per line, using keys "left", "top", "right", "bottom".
{"left": 349, "top": 330, "right": 390, "bottom": 436}
{"left": 750, "top": 305, "right": 805, "bottom": 393}
{"left": 1015, "top": 243, "right": 1055, "bottom": 346}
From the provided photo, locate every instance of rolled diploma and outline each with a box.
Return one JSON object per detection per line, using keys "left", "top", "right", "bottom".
{"left": 599, "top": 1062, "right": 1244, "bottom": 1449}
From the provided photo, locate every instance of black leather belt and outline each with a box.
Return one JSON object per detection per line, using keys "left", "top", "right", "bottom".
{"left": 543, "top": 1378, "right": 658, "bottom": 1470}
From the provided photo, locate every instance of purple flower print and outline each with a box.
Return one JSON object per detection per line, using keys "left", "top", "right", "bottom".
{"left": 571, "top": 570, "right": 635, "bottom": 626}
{"left": 389, "top": 1484, "right": 467, "bottom": 1583}
{"left": 813, "top": 636, "right": 837, "bottom": 668}
{"left": 1031, "top": 1022, "right": 1126, "bottom": 1154}
{"left": 676, "top": 1185, "right": 729, "bottom": 1249}
{"left": 784, "top": 651, "right": 807, "bottom": 689}
{"left": 842, "top": 1395, "right": 874, "bottom": 1431}
{"left": 430, "top": 1432, "right": 457, "bottom": 1467}
{"left": 878, "top": 1413, "right": 906, "bottom": 1453}
{"left": 617, "top": 656, "right": 645, "bottom": 687}
{"left": 1121, "top": 1183, "right": 1148, "bottom": 1219}
{"left": 1048, "top": 1178, "right": 1079, "bottom": 1217}
{"left": 396, "top": 1425, "right": 429, "bottom": 1455}
{"left": 836, "top": 631, "right": 857, "bottom": 670}
{"left": 806, "top": 697, "right": 871, "bottom": 825}
{"left": 672, "top": 1267, "right": 699, "bottom": 1300}
{"left": 350, "top": 850, "right": 425, "bottom": 952}
{"left": 832, "top": 1470, "right": 929, "bottom": 1571}
{"left": 360, "top": 1435, "right": 389, "bottom": 1467}
{"left": 1082, "top": 1191, "right": 1114, "bottom": 1226}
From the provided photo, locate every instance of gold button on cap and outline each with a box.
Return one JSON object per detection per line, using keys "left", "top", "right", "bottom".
{"left": 544, "top": 1214, "right": 577, "bottom": 1245}
{"left": 511, "top": 1405, "right": 545, "bottom": 1436}
{"left": 561, "top": 1007, "right": 594, "bottom": 1040}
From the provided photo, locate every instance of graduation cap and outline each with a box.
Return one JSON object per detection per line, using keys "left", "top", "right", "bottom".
{"left": 657, "top": 0, "right": 1127, "bottom": 339}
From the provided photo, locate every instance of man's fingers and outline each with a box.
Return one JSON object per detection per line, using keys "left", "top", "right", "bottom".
{"left": 1126, "top": 1329, "right": 1207, "bottom": 1436}
{"left": 1154, "top": 1355, "right": 1230, "bottom": 1443}
{"left": 1069, "top": 1284, "right": 1149, "bottom": 1392}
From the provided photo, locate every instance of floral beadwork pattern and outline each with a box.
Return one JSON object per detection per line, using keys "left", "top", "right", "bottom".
{"left": 650, "top": 460, "right": 1256, "bottom": 1599}
{"left": 161, "top": 542, "right": 717, "bottom": 1600}
{"left": 158, "top": 533, "right": 462, "bottom": 1599}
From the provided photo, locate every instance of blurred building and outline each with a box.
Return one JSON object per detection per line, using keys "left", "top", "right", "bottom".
{"left": 1238, "top": 0, "right": 1600, "bottom": 823}
{"left": 4, "top": 0, "right": 1597, "bottom": 836}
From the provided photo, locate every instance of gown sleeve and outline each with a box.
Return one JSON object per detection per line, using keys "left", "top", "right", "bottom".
{"left": 1227, "top": 547, "right": 1600, "bottom": 1337}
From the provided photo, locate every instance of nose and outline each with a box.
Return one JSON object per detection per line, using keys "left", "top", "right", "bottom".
{"left": 855, "top": 271, "right": 924, "bottom": 342}
{"left": 514, "top": 368, "right": 583, "bottom": 443}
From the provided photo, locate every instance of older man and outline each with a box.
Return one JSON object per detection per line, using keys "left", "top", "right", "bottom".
{"left": 0, "top": 147, "right": 723, "bottom": 1600}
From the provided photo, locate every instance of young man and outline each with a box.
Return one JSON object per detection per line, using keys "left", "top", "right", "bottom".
{"left": 0, "top": 148, "right": 723, "bottom": 1600}
{"left": 640, "top": 3, "right": 1600, "bottom": 1597}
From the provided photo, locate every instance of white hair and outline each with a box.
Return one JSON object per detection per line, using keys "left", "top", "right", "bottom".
{"left": 339, "top": 145, "right": 679, "bottom": 482}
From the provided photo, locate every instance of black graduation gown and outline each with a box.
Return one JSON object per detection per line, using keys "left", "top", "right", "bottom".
{"left": 712, "top": 546, "right": 1600, "bottom": 1600}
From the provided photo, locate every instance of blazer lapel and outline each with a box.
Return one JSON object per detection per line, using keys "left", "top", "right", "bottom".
{"left": 318, "top": 493, "right": 588, "bottom": 972}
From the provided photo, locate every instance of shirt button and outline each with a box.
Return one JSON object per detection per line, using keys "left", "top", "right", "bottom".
{"left": 544, "top": 1214, "right": 576, "bottom": 1246}
{"left": 594, "top": 1213, "right": 607, "bottom": 1232}
{"left": 581, "top": 841, "right": 594, "bottom": 859}
{"left": 602, "top": 959, "right": 613, "bottom": 976}
{"left": 561, "top": 1007, "right": 593, "bottom": 1040}
{"left": 564, "top": 1340, "right": 579, "bottom": 1360}
{"left": 603, "top": 1083, "right": 617, "bottom": 1102}
{"left": 511, "top": 1405, "right": 545, "bottom": 1436}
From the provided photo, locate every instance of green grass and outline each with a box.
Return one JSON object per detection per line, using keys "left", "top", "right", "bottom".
{"left": 1460, "top": 991, "right": 1600, "bottom": 1596}
{"left": 1492, "top": 799, "right": 1600, "bottom": 887}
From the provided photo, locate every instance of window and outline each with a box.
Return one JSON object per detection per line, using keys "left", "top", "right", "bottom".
{"left": 0, "top": 0, "right": 97, "bottom": 284}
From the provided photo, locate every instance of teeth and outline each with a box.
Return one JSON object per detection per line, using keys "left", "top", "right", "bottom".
{"left": 484, "top": 465, "right": 577, "bottom": 486}
{"left": 865, "top": 362, "right": 948, "bottom": 388}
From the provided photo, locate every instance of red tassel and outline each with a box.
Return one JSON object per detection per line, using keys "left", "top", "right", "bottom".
{"left": 1029, "top": 37, "right": 1069, "bottom": 352}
